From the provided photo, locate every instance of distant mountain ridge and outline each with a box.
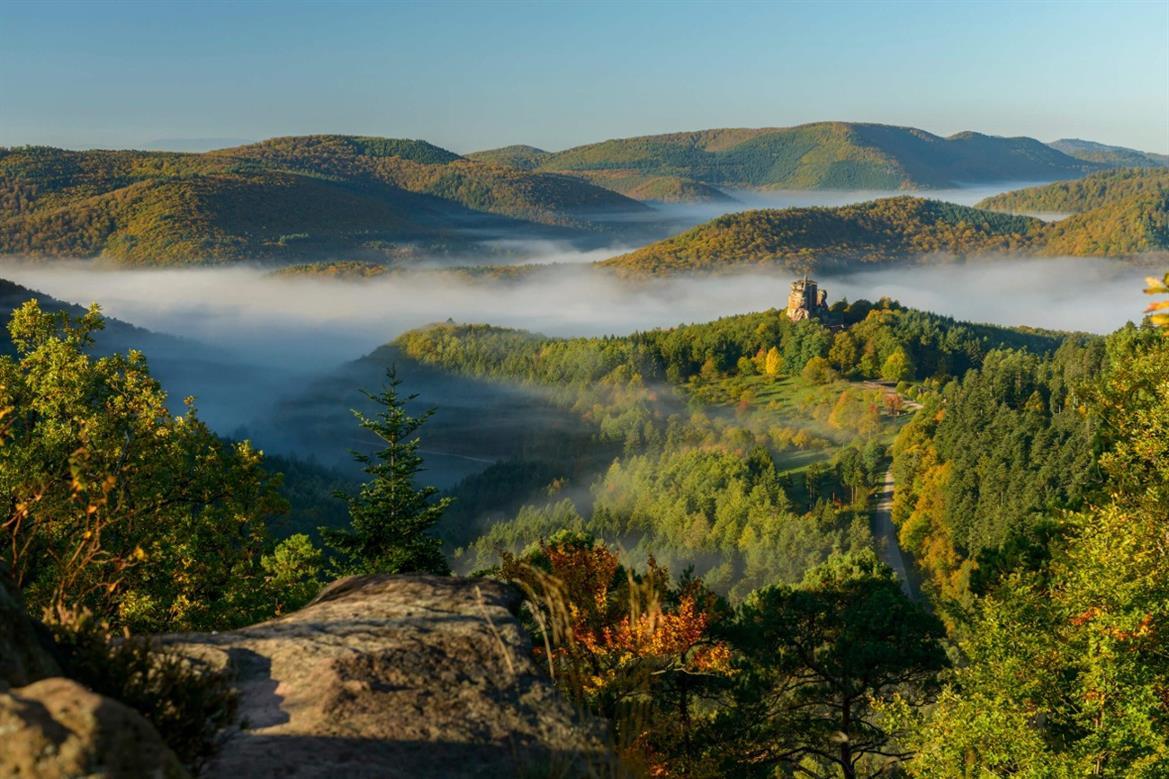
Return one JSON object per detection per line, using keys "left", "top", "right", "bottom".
{"left": 472, "top": 122, "right": 1112, "bottom": 199}
{"left": 2, "top": 125, "right": 1160, "bottom": 266}
{"left": 1048, "top": 139, "right": 1169, "bottom": 169}
{"left": 0, "top": 136, "right": 650, "bottom": 265}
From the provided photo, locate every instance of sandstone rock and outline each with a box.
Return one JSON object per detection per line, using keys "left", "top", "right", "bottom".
{"left": 0, "top": 564, "right": 60, "bottom": 689}
{"left": 165, "top": 575, "right": 607, "bottom": 778}
{"left": 0, "top": 676, "right": 187, "bottom": 778}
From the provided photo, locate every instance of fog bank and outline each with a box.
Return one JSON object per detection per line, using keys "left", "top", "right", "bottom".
{"left": 0, "top": 256, "right": 1155, "bottom": 436}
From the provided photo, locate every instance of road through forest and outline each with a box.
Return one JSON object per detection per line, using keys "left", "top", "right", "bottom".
{"left": 872, "top": 468, "right": 919, "bottom": 601}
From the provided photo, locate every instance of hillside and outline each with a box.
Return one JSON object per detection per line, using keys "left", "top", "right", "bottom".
{"left": 1040, "top": 190, "right": 1169, "bottom": 256}
{"left": 486, "top": 123, "right": 1103, "bottom": 195}
{"left": 1049, "top": 138, "right": 1169, "bottom": 169}
{"left": 976, "top": 167, "right": 1169, "bottom": 214}
{"left": 598, "top": 197, "right": 1045, "bottom": 276}
{"left": 0, "top": 137, "right": 650, "bottom": 264}
{"left": 465, "top": 144, "right": 550, "bottom": 170}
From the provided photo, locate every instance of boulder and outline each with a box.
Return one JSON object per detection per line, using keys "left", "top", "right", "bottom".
{"left": 164, "top": 575, "right": 607, "bottom": 778}
{"left": 0, "top": 676, "right": 187, "bottom": 778}
{"left": 0, "top": 564, "right": 60, "bottom": 689}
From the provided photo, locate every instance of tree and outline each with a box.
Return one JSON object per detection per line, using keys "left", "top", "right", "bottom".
{"left": 764, "top": 346, "right": 782, "bottom": 378}
{"left": 801, "top": 355, "right": 835, "bottom": 385}
{"left": 880, "top": 348, "right": 914, "bottom": 383}
{"left": 828, "top": 331, "right": 860, "bottom": 374}
{"left": 0, "top": 301, "right": 287, "bottom": 632}
{"left": 908, "top": 329, "right": 1169, "bottom": 776}
{"left": 714, "top": 551, "right": 947, "bottom": 779}
{"left": 324, "top": 367, "right": 451, "bottom": 575}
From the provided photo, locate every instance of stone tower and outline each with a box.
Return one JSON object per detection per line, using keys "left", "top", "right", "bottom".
{"left": 786, "top": 275, "right": 829, "bottom": 322}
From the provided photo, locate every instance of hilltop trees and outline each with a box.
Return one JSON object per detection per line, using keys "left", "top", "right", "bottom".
{"left": 715, "top": 551, "right": 947, "bottom": 779}
{"left": 324, "top": 368, "right": 451, "bottom": 576}
{"left": 0, "top": 301, "right": 294, "bottom": 632}
{"left": 907, "top": 326, "right": 1169, "bottom": 776}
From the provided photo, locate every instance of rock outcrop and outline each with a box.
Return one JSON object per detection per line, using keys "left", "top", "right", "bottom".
{"left": 0, "top": 565, "right": 60, "bottom": 689}
{"left": 165, "top": 575, "right": 606, "bottom": 778}
{"left": 2, "top": 567, "right": 185, "bottom": 778}
{"left": 0, "top": 677, "right": 187, "bottom": 778}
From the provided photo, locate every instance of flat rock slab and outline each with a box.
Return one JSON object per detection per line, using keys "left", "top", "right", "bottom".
{"left": 164, "top": 575, "right": 605, "bottom": 778}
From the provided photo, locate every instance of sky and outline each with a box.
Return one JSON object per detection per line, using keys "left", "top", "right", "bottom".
{"left": 1, "top": 0, "right": 1167, "bottom": 154}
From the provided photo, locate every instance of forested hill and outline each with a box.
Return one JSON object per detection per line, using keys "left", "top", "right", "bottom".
{"left": 976, "top": 167, "right": 1169, "bottom": 213}
{"left": 394, "top": 304, "right": 1068, "bottom": 392}
{"left": 0, "top": 136, "right": 650, "bottom": 265}
{"left": 598, "top": 197, "right": 1044, "bottom": 276}
{"left": 599, "top": 193, "right": 1169, "bottom": 276}
{"left": 473, "top": 122, "right": 1103, "bottom": 197}
{"left": 1048, "top": 139, "right": 1169, "bottom": 169}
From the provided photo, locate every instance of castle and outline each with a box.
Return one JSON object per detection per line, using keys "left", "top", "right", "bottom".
{"left": 786, "top": 275, "right": 830, "bottom": 322}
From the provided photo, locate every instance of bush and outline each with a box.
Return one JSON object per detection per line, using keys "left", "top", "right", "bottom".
{"left": 801, "top": 355, "right": 836, "bottom": 385}
{"left": 48, "top": 608, "right": 237, "bottom": 771}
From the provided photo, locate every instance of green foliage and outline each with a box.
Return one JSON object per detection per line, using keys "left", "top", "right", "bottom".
{"left": 0, "top": 137, "right": 646, "bottom": 263}
{"left": 465, "top": 144, "right": 550, "bottom": 170}
{"left": 977, "top": 167, "right": 1169, "bottom": 214}
{"left": 1041, "top": 190, "right": 1169, "bottom": 256}
{"left": 535, "top": 122, "right": 1095, "bottom": 191}
{"left": 324, "top": 368, "right": 452, "bottom": 576}
{"left": 600, "top": 196, "right": 1046, "bottom": 276}
{"left": 891, "top": 338, "right": 1103, "bottom": 603}
{"left": 880, "top": 347, "right": 913, "bottom": 382}
{"left": 712, "top": 550, "right": 948, "bottom": 778}
{"left": 801, "top": 355, "right": 835, "bottom": 385}
{"left": 0, "top": 300, "right": 290, "bottom": 632}
{"left": 260, "top": 534, "right": 324, "bottom": 615}
{"left": 908, "top": 331, "right": 1169, "bottom": 776}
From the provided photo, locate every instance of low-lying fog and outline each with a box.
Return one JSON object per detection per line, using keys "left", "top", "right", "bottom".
{"left": 0, "top": 253, "right": 1156, "bottom": 474}
{"left": 3, "top": 256, "right": 1152, "bottom": 363}
{"left": 636, "top": 182, "right": 1050, "bottom": 228}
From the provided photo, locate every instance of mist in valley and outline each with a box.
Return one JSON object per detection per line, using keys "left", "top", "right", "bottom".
{"left": 633, "top": 180, "right": 1053, "bottom": 228}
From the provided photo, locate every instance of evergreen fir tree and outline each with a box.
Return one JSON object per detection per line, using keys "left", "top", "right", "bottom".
{"left": 325, "top": 368, "right": 451, "bottom": 576}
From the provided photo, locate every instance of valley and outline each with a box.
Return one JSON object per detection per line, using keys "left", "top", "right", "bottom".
{"left": 2, "top": 129, "right": 1167, "bottom": 779}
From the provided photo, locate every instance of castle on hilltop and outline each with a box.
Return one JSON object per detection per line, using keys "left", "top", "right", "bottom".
{"left": 786, "top": 275, "right": 830, "bottom": 322}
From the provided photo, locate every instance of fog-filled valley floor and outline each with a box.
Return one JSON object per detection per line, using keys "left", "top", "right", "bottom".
{"left": 0, "top": 253, "right": 1153, "bottom": 457}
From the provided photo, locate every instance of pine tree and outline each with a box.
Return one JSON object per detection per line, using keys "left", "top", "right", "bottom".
{"left": 324, "top": 368, "right": 451, "bottom": 576}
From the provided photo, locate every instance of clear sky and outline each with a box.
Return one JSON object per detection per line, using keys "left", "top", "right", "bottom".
{"left": 2, "top": 0, "right": 1166, "bottom": 153}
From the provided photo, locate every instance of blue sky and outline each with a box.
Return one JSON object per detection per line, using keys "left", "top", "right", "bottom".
{"left": 1, "top": 0, "right": 1166, "bottom": 153}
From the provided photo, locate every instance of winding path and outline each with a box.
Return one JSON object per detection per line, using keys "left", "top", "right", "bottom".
{"left": 872, "top": 468, "right": 919, "bottom": 601}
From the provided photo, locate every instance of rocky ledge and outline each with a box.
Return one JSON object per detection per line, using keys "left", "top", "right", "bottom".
{"left": 164, "top": 575, "right": 605, "bottom": 778}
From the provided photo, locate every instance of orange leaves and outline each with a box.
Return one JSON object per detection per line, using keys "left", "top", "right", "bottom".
{"left": 1146, "top": 273, "right": 1169, "bottom": 331}
{"left": 504, "top": 536, "right": 730, "bottom": 714}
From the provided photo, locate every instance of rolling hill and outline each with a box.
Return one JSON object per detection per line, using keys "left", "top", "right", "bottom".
{"left": 597, "top": 197, "right": 1045, "bottom": 276}
{"left": 1048, "top": 139, "right": 1169, "bottom": 169}
{"left": 976, "top": 167, "right": 1169, "bottom": 214}
{"left": 0, "top": 137, "right": 651, "bottom": 265}
{"left": 597, "top": 192, "right": 1169, "bottom": 276}
{"left": 473, "top": 122, "right": 1105, "bottom": 197}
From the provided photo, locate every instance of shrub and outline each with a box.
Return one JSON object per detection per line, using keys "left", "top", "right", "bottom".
{"left": 48, "top": 608, "right": 237, "bottom": 771}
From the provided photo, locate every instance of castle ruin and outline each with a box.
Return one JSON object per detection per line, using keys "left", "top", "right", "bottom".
{"left": 786, "top": 275, "right": 830, "bottom": 322}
